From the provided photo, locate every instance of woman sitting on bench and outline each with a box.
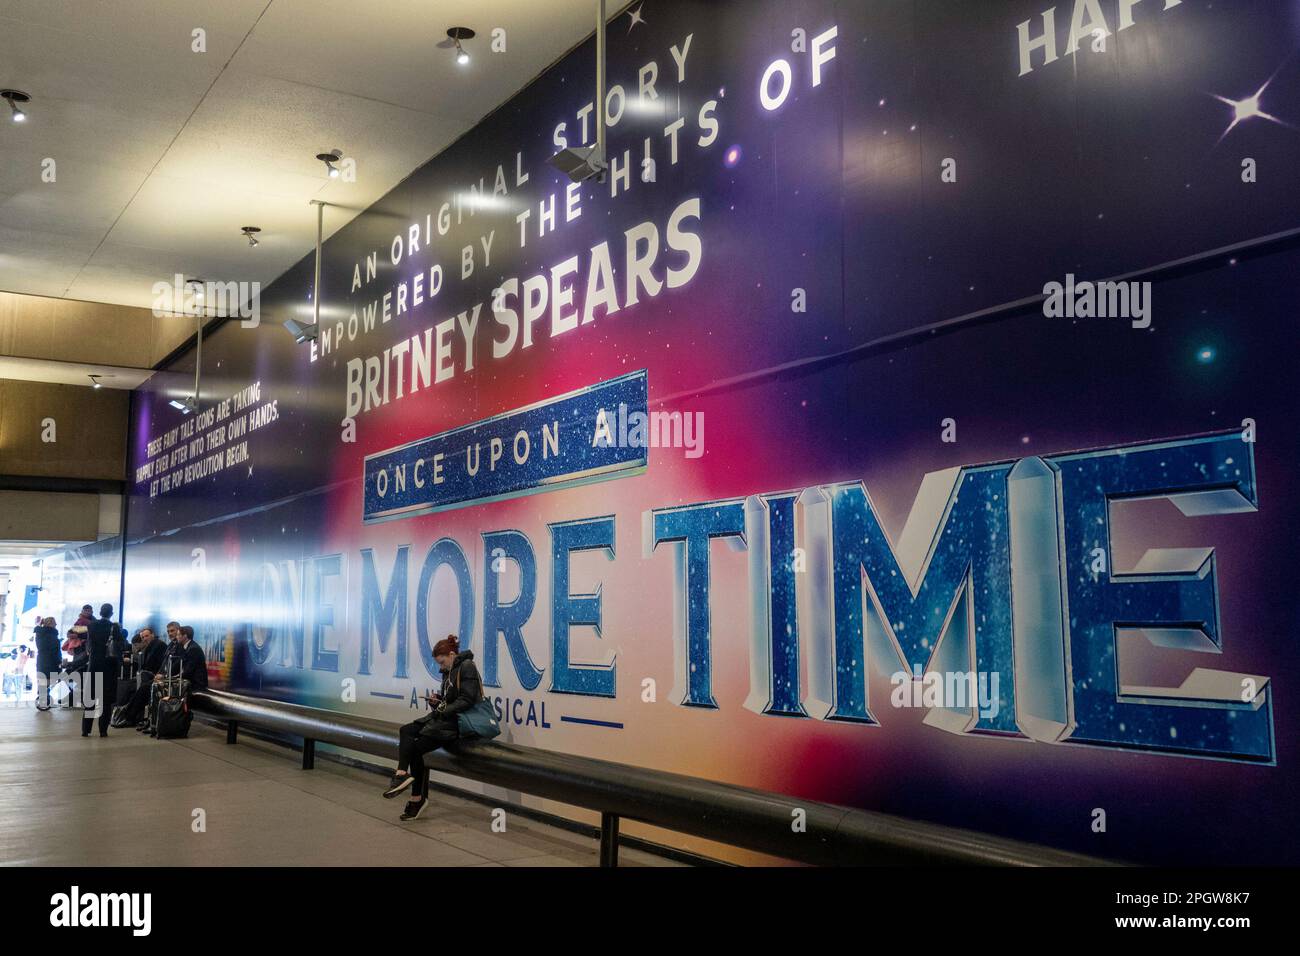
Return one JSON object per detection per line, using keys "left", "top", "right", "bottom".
{"left": 383, "top": 635, "right": 481, "bottom": 821}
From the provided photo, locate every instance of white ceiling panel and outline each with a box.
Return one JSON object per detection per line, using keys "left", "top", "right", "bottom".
{"left": 0, "top": 0, "right": 611, "bottom": 313}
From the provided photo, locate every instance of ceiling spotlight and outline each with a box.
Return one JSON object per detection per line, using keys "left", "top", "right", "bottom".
{"left": 169, "top": 396, "right": 198, "bottom": 415}
{"left": 88, "top": 374, "right": 102, "bottom": 389}
{"left": 550, "top": 144, "right": 607, "bottom": 182}
{"left": 316, "top": 149, "right": 343, "bottom": 179}
{"left": 241, "top": 225, "right": 261, "bottom": 247}
{"left": 283, "top": 318, "right": 319, "bottom": 344}
{"left": 2, "top": 89, "right": 30, "bottom": 123}
{"left": 446, "top": 27, "right": 475, "bottom": 66}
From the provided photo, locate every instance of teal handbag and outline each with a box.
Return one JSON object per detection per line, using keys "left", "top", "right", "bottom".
{"left": 453, "top": 667, "right": 501, "bottom": 740}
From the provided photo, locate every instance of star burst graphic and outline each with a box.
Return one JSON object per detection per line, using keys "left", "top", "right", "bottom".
{"left": 1212, "top": 68, "right": 1292, "bottom": 144}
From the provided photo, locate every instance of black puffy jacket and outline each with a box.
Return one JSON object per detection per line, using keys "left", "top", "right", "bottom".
{"left": 34, "top": 626, "right": 61, "bottom": 672}
{"left": 420, "top": 651, "right": 481, "bottom": 733}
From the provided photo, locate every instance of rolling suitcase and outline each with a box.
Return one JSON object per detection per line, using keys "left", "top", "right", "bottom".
{"left": 154, "top": 695, "right": 191, "bottom": 739}
{"left": 114, "top": 659, "right": 134, "bottom": 708}
{"left": 154, "top": 657, "right": 192, "bottom": 739}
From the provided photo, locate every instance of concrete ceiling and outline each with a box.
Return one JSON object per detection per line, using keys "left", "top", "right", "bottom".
{"left": 0, "top": 0, "right": 605, "bottom": 309}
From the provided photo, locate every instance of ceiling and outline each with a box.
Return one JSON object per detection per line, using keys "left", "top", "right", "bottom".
{"left": 0, "top": 0, "right": 606, "bottom": 310}
{"left": 0, "top": 354, "right": 151, "bottom": 390}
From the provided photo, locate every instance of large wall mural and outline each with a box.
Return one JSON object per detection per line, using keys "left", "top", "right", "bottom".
{"left": 121, "top": 0, "right": 1300, "bottom": 863}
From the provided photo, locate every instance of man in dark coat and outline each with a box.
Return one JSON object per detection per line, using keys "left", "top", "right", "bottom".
{"left": 111, "top": 626, "right": 168, "bottom": 727}
{"left": 144, "top": 625, "right": 206, "bottom": 736}
{"left": 81, "top": 603, "right": 126, "bottom": 737}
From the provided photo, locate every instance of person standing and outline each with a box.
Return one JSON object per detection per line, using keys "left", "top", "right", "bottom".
{"left": 2, "top": 647, "right": 25, "bottom": 702}
{"left": 81, "top": 604, "right": 126, "bottom": 737}
{"left": 33, "top": 618, "right": 61, "bottom": 711}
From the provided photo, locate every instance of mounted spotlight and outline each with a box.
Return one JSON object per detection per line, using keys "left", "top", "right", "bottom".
{"left": 550, "top": 144, "right": 607, "bottom": 183}
{"left": 184, "top": 277, "right": 207, "bottom": 315}
{"left": 88, "top": 374, "right": 102, "bottom": 389}
{"left": 241, "top": 225, "right": 261, "bottom": 247}
{"left": 548, "top": 3, "right": 609, "bottom": 182}
{"left": 316, "top": 149, "right": 343, "bottom": 179}
{"left": 282, "top": 318, "right": 319, "bottom": 344}
{"left": 283, "top": 200, "right": 329, "bottom": 346}
{"left": 170, "top": 312, "right": 205, "bottom": 415}
{"left": 2, "top": 89, "right": 30, "bottom": 123}
{"left": 445, "top": 27, "right": 475, "bottom": 66}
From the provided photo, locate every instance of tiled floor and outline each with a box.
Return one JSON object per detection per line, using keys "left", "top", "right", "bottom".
{"left": 0, "top": 702, "right": 683, "bottom": 867}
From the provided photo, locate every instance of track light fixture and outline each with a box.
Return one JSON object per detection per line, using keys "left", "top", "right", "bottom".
{"left": 282, "top": 318, "right": 319, "bottom": 344}
{"left": 549, "top": 3, "right": 608, "bottom": 182}
{"left": 446, "top": 27, "right": 475, "bottom": 66}
{"left": 88, "top": 374, "right": 102, "bottom": 389}
{"left": 283, "top": 200, "right": 328, "bottom": 345}
{"left": 2, "top": 89, "right": 30, "bottom": 123}
{"left": 316, "top": 149, "right": 343, "bottom": 178}
{"left": 170, "top": 312, "right": 204, "bottom": 415}
{"left": 241, "top": 225, "right": 261, "bottom": 247}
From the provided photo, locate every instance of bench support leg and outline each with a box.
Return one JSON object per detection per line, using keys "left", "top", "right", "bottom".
{"left": 226, "top": 720, "right": 238, "bottom": 745}
{"left": 599, "top": 812, "right": 620, "bottom": 868}
{"left": 302, "top": 738, "right": 315, "bottom": 770}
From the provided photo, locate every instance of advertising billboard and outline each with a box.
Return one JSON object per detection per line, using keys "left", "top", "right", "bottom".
{"left": 121, "top": 0, "right": 1300, "bottom": 864}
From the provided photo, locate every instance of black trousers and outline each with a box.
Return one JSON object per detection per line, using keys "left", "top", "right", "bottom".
{"left": 118, "top": 681, "right": 152, "bottom": 724}
{"left": 80, "top": 672, "right": 117, "bottom": 736}
{"left": 398, "top": 718, "right": 459, "bottom": 798}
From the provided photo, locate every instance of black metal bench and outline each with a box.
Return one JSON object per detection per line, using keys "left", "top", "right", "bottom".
{"left": 191, "top": 688, "right": 1115, "bottom": 867}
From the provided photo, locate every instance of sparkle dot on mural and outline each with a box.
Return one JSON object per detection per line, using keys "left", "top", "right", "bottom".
{"left": 723, "top": 144, "right": 742, "bottom": 168}
{"left": 1196, "top": 346, "right": 1216, "bottom": 364}
{"left": 1020, "top": 435, "right": 1030, "bottom": 444}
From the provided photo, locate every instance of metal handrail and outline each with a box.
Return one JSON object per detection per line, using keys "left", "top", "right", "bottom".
{"left": 190, "top": 688, "right": 1117, "bottom": 867}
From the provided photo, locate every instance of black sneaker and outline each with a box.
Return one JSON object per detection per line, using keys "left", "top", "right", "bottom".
{"left": 383, "top": 773, "right": 414, "bottom": 799}
{"left": 399, "top": 799, "right": 427, "bottom": 821}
